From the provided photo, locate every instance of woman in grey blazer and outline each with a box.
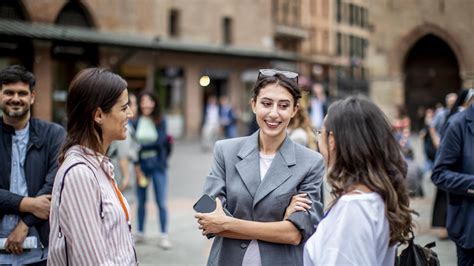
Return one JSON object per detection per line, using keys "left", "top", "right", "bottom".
{"left": 195, "top": 69, "right": 325, "bottom": 266}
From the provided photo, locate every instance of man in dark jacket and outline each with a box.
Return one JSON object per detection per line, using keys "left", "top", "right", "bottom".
{"left": 431, "top": 89, "right": 474, "bottom": 266}
{"left": 0, "top": 65, "right": 66, "bottom": 265}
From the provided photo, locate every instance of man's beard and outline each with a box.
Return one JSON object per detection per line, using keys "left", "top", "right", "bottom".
{"left": 3, "top": 104, "right": 30, "bottom": 118}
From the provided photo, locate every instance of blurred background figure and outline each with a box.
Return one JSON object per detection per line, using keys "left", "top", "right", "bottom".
{"left": 392, "top": 105, "right": 411, "bottom": 149}
{"left": 107, "top": 93, "right": 140, "bottom": 203}
{"left": 420, "top": 107, "right": 438, "bottom": 175}
{"left": 133, "top": 92, "right": 172, "bottom": 250}
{"left": 432, "top": 92, "right": 457, "bottom": 135}
{"left": 402, "top": 147, "right": 424, "bottom": 198}
{"left": 218, "top": 95, "right": 238, "bottom": 139}
{"left": 287, "top": 107, "right": 317, "bottom": 151}
{"left": 308, "top": 83, "right": 328, "bottom": 130}
{"left": 201, "top": 95, "right": 220, "bottom": 151}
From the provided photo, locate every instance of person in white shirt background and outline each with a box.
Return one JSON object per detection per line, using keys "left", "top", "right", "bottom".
{"left": 303, "top": 96, "right": 415, "bottom": 266}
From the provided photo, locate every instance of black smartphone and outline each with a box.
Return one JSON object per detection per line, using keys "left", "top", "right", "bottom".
{"left": 193, "top": 194, "right": 233, "bottom": 217}
{"left": 193, "top": 194, "right": 216, "bottom": 213}
{"left": 194, "top": 194, "right": 217, "bottom": 239}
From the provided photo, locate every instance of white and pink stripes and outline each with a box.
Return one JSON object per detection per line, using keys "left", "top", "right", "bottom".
{"left": 48, "top": 145, "right": 136, "bottom": 265}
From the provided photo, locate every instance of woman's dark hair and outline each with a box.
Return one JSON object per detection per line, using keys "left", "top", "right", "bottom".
{"left": 324, "top": 96, "right": 414, "bottom": 246}
{"left": 137, "top": 91, "right": 162, "bottom": 124}
{"left": 59, "top": 68, "right": 127, "bottom": 163}
{"left": 252, "top": 73, "right": 301, "bottom": 105}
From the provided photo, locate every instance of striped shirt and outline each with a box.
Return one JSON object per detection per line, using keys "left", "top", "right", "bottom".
{"left": 48, "top": 145, "right": 136, "bottom": 265}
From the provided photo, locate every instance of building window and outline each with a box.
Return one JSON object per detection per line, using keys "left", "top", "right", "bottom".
{"left": 361, "top": 8, "right": 366, "bottom": 28}
{"left": 222, "top": 17, "right": 233, "bottom": 45}
{"left": 349, "top": 4, "right": 354, "bottom": 25}
{"left": 349, "top": 35, "right": 354, "bottom": 57}
{"left": 168, "top": 9, "right": 180, "bottom": 37}
{"left": 336, "top": 0, "right": 342, "bottom": 22}
{"left": 336, "top": 32, "right": 342, "bottom": 56}
{"left": 342, "top": 2, "right": 348, "bottom": 24}
{"left": 355, "top": 6, "right": 360, "bottom": 27}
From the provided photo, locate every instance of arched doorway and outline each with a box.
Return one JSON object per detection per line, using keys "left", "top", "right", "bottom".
{"left": 403, "top": 34, "right": 461, "bottom": 130}
{"left": 0, "top": 0, "right": 33, "bottom": 70}
{"left": 51, "top": 1, "right": 98, "bottom": 125}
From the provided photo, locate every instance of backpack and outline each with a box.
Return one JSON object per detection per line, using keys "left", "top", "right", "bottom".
{"left": 396, "top": 237, "right": 440, "bottom": 266}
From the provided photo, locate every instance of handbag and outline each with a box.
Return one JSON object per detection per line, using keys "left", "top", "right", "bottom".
{"left": 396, "top": 235, "right": 440, "bottom": 266}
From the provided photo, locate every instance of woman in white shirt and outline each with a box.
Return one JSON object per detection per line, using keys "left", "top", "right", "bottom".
{"left": 303, "top": 96, "right": 415, "bottom": 266}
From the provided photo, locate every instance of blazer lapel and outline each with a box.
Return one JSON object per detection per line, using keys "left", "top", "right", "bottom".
{"left": 235, "top": 131, "right": 261, "bottom": 198}
{"left": 253, "top": 136, "right": 296, "bottom": 208}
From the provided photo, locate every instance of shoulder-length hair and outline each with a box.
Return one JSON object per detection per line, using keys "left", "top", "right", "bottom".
{"left": 325, "top": 96, "right": 414, "bottom": 245}
{"left": 59, "top": 68, "right": 127, "bottom": 163}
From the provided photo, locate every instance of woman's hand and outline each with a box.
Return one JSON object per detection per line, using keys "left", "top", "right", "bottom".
{"left": 284, "top": 193, "right": 312, "bottom": 220}
{"left": 195, "top": 198, "right": 230, "bottom": 235}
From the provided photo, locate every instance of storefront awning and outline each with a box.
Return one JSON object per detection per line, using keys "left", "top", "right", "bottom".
{"left": 0, "top": 19, "right": 299, "bottom": 61}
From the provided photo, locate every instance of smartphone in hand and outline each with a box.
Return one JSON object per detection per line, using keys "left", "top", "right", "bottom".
{"left": 194, "top": 194, "right": 233, "bottom": 239}
{"left": 193, "top": 194, "right": 216, "bottom": 213}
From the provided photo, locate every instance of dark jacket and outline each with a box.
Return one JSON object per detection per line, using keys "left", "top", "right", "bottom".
{"left": 431, "top": 105, "right": 474, "bottom": 249}
{"left": 0, "top": 118, "right": 66, "bottom": 247}
{"left": 132, "top": 117, "right": 169, "bottom": 172}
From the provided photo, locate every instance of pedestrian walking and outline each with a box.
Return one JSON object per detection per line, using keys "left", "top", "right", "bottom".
{"left": 308, "top": 83, "right": 328, "bottom": 130}
{"left": 132, "top": 92, "right": 172, "bottom": 249}
{"left": 219, "top": 95, "right": 238, "bottom": 138}
{"left": 48, "top": 68, "right": 137, "bottom": 265}
{"left": 431, "top": 88, "right": 474, "bottom": 266}
{"left": 303, "top": 97, "right": 414, "bottom": 265}
{"left": 0, "top": 65, "right": 66, "bottom": 265}
{"left": 201, "top": 95, "right": 221, "bottom": 151}
{"left": 195, "top": 69, "right": 324, "bottom": 266}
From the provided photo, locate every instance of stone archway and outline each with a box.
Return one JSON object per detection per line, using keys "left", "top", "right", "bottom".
{"left": 390, "top": 23, "right": 466, "bottom": 77}
{"left": 403, "top": 34, "right": 461, "bottom": 130}
{"left": 387, "top": 23, "right": 465, "bottom": 130}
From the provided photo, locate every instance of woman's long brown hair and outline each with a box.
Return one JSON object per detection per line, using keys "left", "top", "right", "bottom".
{"left": 325, "top": 96, "right": 414, "bottom": 246}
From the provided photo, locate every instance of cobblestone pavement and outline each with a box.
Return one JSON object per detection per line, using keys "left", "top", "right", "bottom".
{"left": 134, "top": 139, "right": 457, "bottom": 265}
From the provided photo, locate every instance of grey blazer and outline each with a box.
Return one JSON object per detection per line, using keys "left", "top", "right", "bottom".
{"left": 203, "top": 131, "right": 324, "bottom": 266}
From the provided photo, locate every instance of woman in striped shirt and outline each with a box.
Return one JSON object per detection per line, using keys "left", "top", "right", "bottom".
{"left": 48, "top": 68, "right": 137, "bottom": 265}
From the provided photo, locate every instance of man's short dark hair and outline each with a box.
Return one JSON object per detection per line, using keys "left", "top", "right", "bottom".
{"left": 0, "top": 65, "right": 36, "bottom": 91}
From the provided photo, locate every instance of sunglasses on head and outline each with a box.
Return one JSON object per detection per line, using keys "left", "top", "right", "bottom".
{"left": 258, "top": 69, "right": 299, "bottom": 84}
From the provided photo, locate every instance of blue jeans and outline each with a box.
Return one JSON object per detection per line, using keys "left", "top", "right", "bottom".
{"left": 137, "top": 158, "right": 168, "bottom": 234}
